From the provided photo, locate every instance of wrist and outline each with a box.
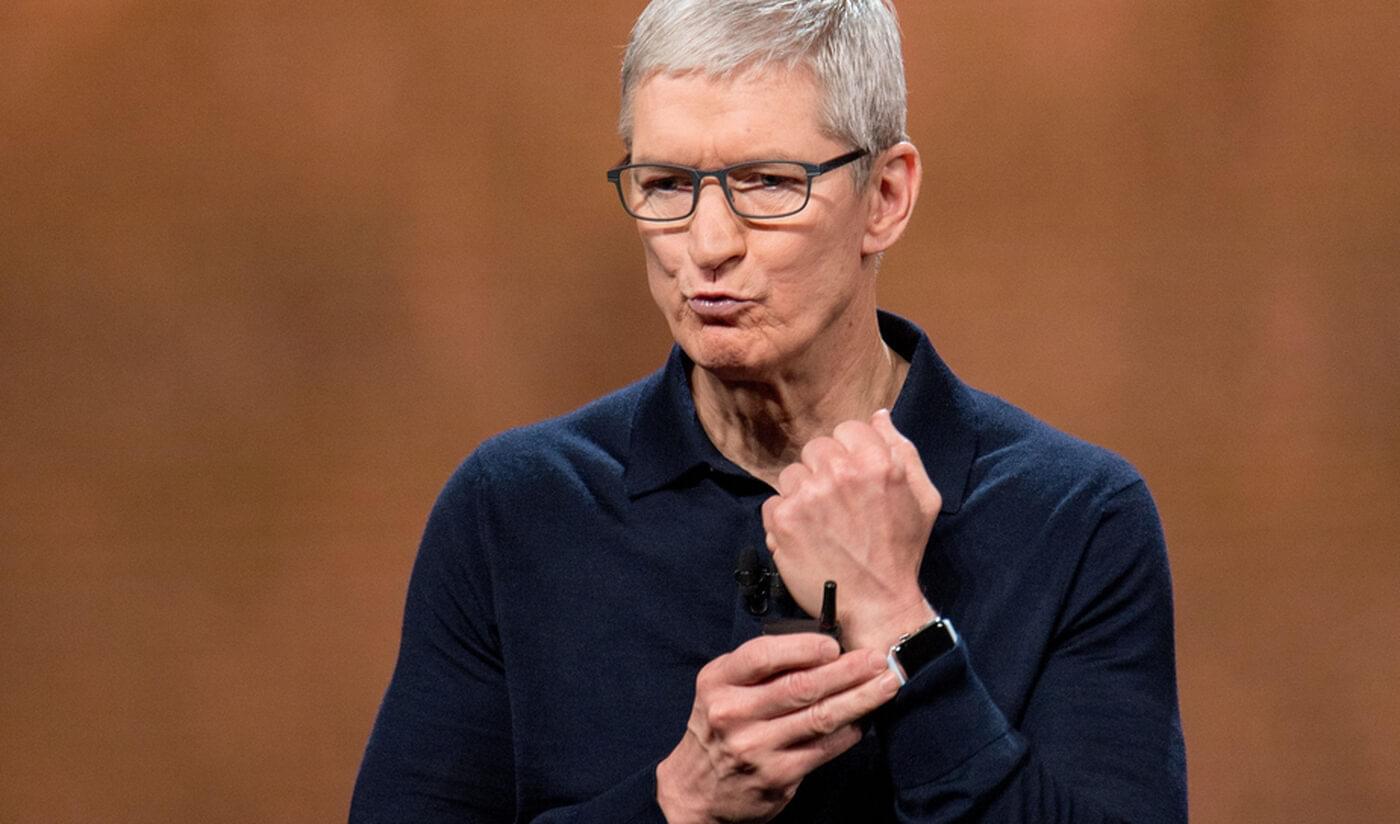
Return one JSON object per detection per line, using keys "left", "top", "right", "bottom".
{"left": 845, "top": 597, "right": 937, "bottom": 653}
{"left": 655, "top": 745, "right": 707, "bottom": 824}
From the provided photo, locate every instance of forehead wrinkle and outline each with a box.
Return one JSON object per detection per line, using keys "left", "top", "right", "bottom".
{"left": 627, "top": 69, "right": 835, "bottom": 168}
{"left": 630, "top": 148, "right": 811, "bottom": 167}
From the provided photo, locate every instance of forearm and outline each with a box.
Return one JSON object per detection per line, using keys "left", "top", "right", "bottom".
{"left": 525, "top": 764, "right": 669, "bottom": 824}
{"left": 876, "top": 637, "right": 1185, "bottom": 823}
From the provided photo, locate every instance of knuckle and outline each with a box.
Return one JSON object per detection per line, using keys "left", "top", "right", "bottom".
{"left": 800, "top": 436, "right": 832, "bottom": 464}
{"left": 784, "top": 669, "right": 821, "bottom": 706}
{"left": 862, "top": 441, "right": 893, "bottom": 467}
{"left": 821, "top": 723, "right": 861, "bottom": 756}
{"left": 726, "top": 732, "right": 762, "bottom": 767}
{"left": 829, "top": 456, "right": 862, "bottom": 484}
{"left": 807, "top": 700, "right": 839, "bottom": 737}
{"left": 858, "top": 648, "right": 886, "bottom": 671}
{"left": 768, "top": 498, "right": 791, "bottom": 528}
{"left": 901, "top": 442, "right": 925, "bottom": 468}
{"left": 764, "top": 531, "right": 780, "bottom": 553}
{"left": 696, "top": 660, "right": 722, "bottom": 691}
{"left": 757, "top": 762, "right": 799, "bottom": 792}
{"left": 706, "top": 697, "right": 742, "bottom": 730}
{"left": 803, "top": 474, "right": 833, "bottom": 499}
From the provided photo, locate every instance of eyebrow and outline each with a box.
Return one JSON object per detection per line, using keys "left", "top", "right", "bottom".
{"left": 624, "top": 152, "right": 805, "bottom": 167}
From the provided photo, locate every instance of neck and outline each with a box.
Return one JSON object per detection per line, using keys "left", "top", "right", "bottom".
{"left": 690, "top": 314, "right": 908, "bottom": 487}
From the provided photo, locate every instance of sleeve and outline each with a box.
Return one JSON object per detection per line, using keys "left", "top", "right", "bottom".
{"left": 348, "top": 457, "right": 673, "bottom": 824}
{"left": 874, "top": 480, "right": 1188, "bottom": 823}
{"left": 349, "top": 457, "right": 517, "bottom": 822}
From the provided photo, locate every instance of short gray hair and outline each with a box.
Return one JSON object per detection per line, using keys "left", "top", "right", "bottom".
{"left": 618, "top": 0, "right": 908, "bottom": 180}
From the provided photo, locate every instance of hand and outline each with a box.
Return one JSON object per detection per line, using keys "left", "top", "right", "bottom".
{"left": 655, "top": 633, "right": 900, "bottom": 824}
{"left": 760, "top": 409, "right": 942, "bottom": 653}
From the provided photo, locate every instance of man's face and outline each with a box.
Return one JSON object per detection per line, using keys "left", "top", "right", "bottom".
{"left": 628, "top": 67, "right": 876, "bottom": 380}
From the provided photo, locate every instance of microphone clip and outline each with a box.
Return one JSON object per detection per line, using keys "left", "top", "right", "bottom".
{"left": 734, "top": 548, "right": 842, "bottom": 646}
{"left": 734, "top": 546, "right": 773, "bottom": 616}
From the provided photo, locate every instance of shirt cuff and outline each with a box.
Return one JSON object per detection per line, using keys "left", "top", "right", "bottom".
{"left": 562, "top": 760, "right": 670, "bottom": 824}
{"left": 875, "top": 641, "right": 1025, "bottom": 790}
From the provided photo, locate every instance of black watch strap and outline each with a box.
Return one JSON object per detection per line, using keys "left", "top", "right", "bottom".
{"left": 886, "top": 617, "right": 958, "bottom": 686}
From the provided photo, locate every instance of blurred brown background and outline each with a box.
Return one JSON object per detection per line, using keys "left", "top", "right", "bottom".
{"left": 2, "top": 2, "right": 1397, "bottom": 821}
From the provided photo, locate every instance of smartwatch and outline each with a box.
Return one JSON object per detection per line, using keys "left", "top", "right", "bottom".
{"left": 885, "top": 617, "right": 958, "bottom": 686}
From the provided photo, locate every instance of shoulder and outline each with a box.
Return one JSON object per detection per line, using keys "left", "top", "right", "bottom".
{"left": 964, "top": 387, "right": 1148, "bottom": 517}
{"left": 444, "top": 370, "right": 658, "bottom": 498}
{"left": 946, "top": 389, "right": 1170, "bottom": 629}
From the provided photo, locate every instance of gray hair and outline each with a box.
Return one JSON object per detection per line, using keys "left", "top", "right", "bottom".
{"left": 618, "top": 0, "right": 908, "bottom": 182}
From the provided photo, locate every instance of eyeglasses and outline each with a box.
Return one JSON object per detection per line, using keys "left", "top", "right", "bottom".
{"left": 606, "top": 148, "right": 869, "bottom": 222}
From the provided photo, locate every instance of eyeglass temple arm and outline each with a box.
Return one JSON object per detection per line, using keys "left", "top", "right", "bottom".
{"left": 812, "top": 148, "right": 869, "bottom": 175}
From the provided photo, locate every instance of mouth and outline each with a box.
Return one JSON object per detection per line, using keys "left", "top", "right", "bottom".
{"left": 685, "top": 293, "right": 750, "bottom": 321}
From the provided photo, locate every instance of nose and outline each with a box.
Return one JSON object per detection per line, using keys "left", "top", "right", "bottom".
{"left": 686, "top": 180, "right": 745, "bottom": 278}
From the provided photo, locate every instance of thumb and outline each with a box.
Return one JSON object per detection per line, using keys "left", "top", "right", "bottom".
{"left": 871, "top": 408, "right": 918, "bottom": 474}
{"left": 872, "top": 409, "right": 942, "bottom": 513}
{"left": 870, "top": 408, "right": 906, "bottom": 450}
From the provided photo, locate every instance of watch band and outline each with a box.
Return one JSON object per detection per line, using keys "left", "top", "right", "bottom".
{"left": 885, "top": 617, "right": 958, "bottom": 686}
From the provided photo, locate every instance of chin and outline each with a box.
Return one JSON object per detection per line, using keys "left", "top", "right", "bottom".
{"left": 675, "top": 324, "right": 777, "bottom": 381}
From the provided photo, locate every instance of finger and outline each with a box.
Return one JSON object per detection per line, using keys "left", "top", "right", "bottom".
{"left": 760, "top": 497, "right": 783, "bottom": 556}
{"left": 764, "top": 526, "right": 781, "bottom": 557}
{"left": 755, "top": 722, "right": 865, "bottom": 789}
{"left": 767, "top": 666, "right": 901, "bottom": 748}
{"left": 716, "top": 633, "right": 841, "bottom": 687}
{"left": 761, "top": 495, "right": 795, "bottom": 559}
{"left": 746, "top": 648, "right": 889, "bottom": 719}
{"left": 775, "top": 461, "right": 811, "bottom": 496}
{"left": 871, "top": 408, "right": 927, "bottom": 482}
{"left": 869, "top": 408, "right": 906, "bottom": 450}
{"left": 831, "top": 419, "right": 891, "bottom": 460}
{"left": 798, "top": 435, "right": 845, "bottom": 473}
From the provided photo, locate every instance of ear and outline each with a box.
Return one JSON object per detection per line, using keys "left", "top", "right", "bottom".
{"left": 861, "top": 141, "right": 922, "bottom": 257}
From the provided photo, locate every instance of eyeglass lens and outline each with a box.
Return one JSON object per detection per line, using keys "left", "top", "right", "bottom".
{"left": 618, "top": 162, "right": 811, "bottom": 220}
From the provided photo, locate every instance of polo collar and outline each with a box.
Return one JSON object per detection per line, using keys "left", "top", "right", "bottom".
{"left": 624, "top": 310, "right": 979, "bottom": 514}
{"left": 623, "top": 343, "right": 735, "bottom": 498}
{"left": 879, "top": 311, "right": 978, "bottom": 515}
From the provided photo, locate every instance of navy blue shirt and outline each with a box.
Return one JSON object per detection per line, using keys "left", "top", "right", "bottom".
{"left": 351, "top": 312, "right": 1187, "bottom": 823}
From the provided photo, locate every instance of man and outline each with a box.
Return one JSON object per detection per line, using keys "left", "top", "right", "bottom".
{"left": 351, "top": 1, "right": 1187, "bottom": 822}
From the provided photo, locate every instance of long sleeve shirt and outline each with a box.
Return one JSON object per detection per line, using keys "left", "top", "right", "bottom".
{"left": 350, "top": 311, "right": 1187, "bottom": 823}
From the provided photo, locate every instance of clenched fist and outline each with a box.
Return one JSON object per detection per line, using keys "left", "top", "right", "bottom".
{"left": 761, "top": 409, "right": 941, "bottom": 653}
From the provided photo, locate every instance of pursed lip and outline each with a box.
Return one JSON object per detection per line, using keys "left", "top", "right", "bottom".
{"left": 685, "top": 291, "right": 751, "bottom": 321}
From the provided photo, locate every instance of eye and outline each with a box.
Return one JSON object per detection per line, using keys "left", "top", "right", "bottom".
{"left": 729, "top": 164, "right": 806, "bottom": 192}
{"left": 636, "top": 169, "right": 692, "bottom": 194}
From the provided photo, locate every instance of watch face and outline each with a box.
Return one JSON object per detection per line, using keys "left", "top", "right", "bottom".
{"left": 897, "top": 620, "right": 956, "bottom": 672}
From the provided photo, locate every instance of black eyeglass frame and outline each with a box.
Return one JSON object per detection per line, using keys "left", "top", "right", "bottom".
{"left": 605, "top": 148, "right": 870, "bottom": 222}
